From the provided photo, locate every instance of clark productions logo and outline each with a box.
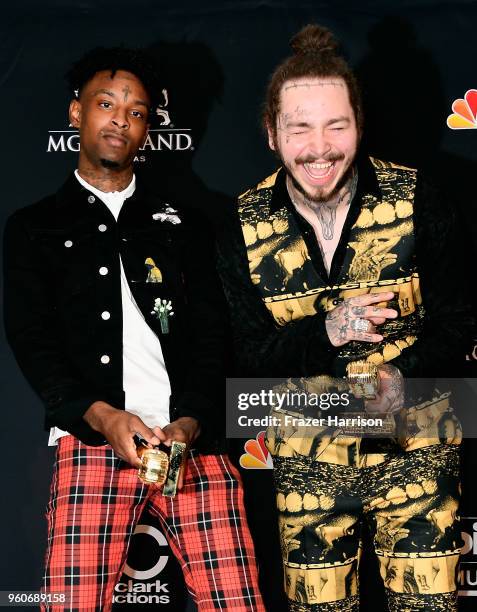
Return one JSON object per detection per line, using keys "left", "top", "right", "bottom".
{"left": 459, "top": 517, "right": 477, "bottom": 597}
{"left": 113, "top": 524, "right": 171, "bottom": 605}
{"left": 239, "top": 431, "right": 273, "bottom": 469}
{"left": 447, "top": 89, "right": 477, "bottom": 129}
{"left": 47, "top": 89, "right": 193, "bottom": 160}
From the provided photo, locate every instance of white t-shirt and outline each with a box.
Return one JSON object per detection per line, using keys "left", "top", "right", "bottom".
{"left": 48, "top": 172, "right": 171, "bottom": 445}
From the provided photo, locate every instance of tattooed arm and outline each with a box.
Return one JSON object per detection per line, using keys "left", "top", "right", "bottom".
{"left": 217, "top": 211, "right": 396, "bottom": 378}
{"left": 365, "top": 364, "right": 405, "bottom": 414}
{"left": 216, "top": 210, "right": 340, "bottom": 377}
{"left": 325, "top": 292, "right": 397, "bottom": 346}
{"left": 324, "top": 294, "right": 404, "bottom": 412}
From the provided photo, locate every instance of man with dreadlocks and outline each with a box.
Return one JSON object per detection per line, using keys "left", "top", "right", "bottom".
{"left": 4, "top": 47, "right": 264, "bottom": 611}
{"left": 217, "top": 24, "right": 473, "bottom": 612}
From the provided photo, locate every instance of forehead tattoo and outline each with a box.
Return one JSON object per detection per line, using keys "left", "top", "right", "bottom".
{"left": 122, "top": 85, "right": 131, "bottom": 101}
{"left": 278, "top": 107, "right": 311, "bottom": 129}
{"left": 284, "top": 80, "right": 345, "bottom": 91}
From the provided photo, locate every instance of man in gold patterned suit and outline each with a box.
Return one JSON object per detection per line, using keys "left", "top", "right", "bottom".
{"left": 217, "top": 23, "right": 474, "bottom": 612}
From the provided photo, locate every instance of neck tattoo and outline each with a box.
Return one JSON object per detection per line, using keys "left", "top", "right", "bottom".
{"left": 315, "top": 205, "right": 337, "bottom": 240}
{"left": 289, "top": 171, "right": 358, "bottom": 241}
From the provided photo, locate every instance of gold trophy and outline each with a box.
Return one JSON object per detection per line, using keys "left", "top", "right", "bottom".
{"left": 343, "top": 360, "right": 395, "bottom": 435}
{"left": 345, "top": 361, "right": 379, "bottom": 399}
{"left": 136, "top": 437, "right": 187, "bottom": 497}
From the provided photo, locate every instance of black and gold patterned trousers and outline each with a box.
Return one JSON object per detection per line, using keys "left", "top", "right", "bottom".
{"left": 268, "top": 435, "right": 462, "bottom": 612}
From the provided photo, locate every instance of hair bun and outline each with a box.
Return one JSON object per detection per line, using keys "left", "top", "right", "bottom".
{"left": 290, "top": 24, "right": 338, "bottom": 56}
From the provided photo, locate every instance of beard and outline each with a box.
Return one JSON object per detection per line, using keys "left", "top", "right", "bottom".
{"left": 100, "top": 158, "right": 122, "bottom": 169}
{"left": 286, "top": 154, "right": 355, "bottom": 204}
{"left": 272, "top": 136, "right": 357, "bottom": 203}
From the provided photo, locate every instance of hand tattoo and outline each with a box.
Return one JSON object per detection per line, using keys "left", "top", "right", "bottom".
{"left": 380, "top": 364, "right": 404, "bottom": 413}
{"left": 340, "top": 301, "right": 351, "bottom": 341}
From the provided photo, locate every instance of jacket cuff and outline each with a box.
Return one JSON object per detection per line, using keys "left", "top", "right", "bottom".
{"left": 171, "top": 390, "right": 219, "bottom": 444}
{"left": 45, "top": 392, "right": 107, "bottom": 446}
{"left": 172, "top": 390, "right": 215, "bottom": 423}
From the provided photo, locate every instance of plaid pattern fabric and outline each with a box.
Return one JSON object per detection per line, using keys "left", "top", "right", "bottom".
{"left": 41, "top": 436, "right": 264, "bottom": 611}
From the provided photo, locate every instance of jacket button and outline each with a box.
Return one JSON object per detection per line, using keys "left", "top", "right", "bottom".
{"left": 98, "top": 224, "right": 107, "bottom": 232}
{"left": 101, "top": 311, "right": 111, "bottom": 320}
{"left": 88, "top": 195, "right": 95, "bottom": 204}
{"left": 100, "top": 355, "right": 110, "bottom": 364}
{"left": 99, "top": 266, "right": 108, "bottom": 276}
{"left": 64, "top": 240, "right": 73, "bottom": 248}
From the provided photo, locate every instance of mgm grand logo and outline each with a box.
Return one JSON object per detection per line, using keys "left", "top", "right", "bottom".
{"left": 459, "top": 517, "right": 477, "bottom": 597}
{"left": 47, "top": 89, "right": 193, "bottom": 161}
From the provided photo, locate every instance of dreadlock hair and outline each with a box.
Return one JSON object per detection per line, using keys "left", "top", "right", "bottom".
{"left": 263, "top": 24, "right": 363, "bottom": 139}
{"left": 66, "top": 46, "right": 162, "bottom": 113}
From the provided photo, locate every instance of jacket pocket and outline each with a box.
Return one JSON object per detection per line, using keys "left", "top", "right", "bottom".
{"left": 31, "top": 228, "right": 95, "bottom": 298}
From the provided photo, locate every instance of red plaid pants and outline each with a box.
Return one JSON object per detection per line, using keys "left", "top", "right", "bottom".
{"left": 41, "top": 436, "right": 264, "bottom": 611}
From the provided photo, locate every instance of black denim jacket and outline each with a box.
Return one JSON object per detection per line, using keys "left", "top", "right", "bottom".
{"left": 4, "top": 174, "right": 227, "bottom": 451}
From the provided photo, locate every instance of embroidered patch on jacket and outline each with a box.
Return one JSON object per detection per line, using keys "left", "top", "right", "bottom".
{"left": 151, "top": 298, "right": 174, "bottom": 334}
{"left": 152, "top": 205, "right": 181, "bottom": 224}
{"left": 145, "top": 257, "right": 162, "bottom": 283}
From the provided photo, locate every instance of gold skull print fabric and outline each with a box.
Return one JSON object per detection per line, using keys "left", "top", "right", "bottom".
{"left": 272, "top": 444, "right": 462, "bottom": 610}
{"left": 237, "top": 158, "right": 425, "bottom": 370}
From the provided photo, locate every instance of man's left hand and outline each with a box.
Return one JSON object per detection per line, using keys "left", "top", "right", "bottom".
{"left": 152, "top": 417, "right": 201, "bottom": 490}
{"left": 365, "top": 364, "right": 404, "bottom": 414}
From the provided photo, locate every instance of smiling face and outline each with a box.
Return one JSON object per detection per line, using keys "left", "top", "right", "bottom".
{"left": 269, "top": 77, "right": 359, "bottom": 203}
{"left": 69, "top": 69, "right": 150, "bottom": 173}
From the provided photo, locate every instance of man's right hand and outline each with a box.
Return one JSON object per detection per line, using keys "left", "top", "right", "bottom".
{"left": 325, "top": 292, "right": 398, "bottom": 347}
{"left": 83, "top": 401, "right": 164, "bottom": 467}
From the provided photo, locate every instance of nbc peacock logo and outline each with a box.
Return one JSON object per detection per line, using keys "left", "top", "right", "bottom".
{"left": 447, "top": 89, "right": 477, "bottom": 129}
{"left": 239, "top": 431, "right": 273, "bottom": 469}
